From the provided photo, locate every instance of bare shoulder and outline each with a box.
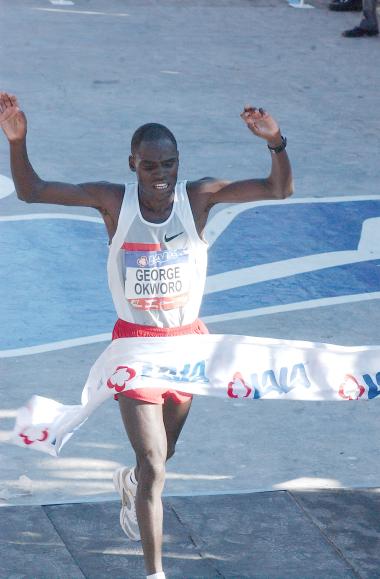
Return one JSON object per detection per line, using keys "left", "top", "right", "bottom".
{"left": 187, "top": 177, "right": 231, "bottom": 196}
{"left": 80, "top": 180, "right": 124, "bottom": 213}
{"left": 80, "top": 180, "right": 124, "bottom": 203}
{"left": 187, "top": 178, "right": 231, "bottom": 210}
{"left": 79, "top": 181, "right": 125, "bottom": 237}
{"left": 185, "top": 178, "right": 232, "bottom": 234}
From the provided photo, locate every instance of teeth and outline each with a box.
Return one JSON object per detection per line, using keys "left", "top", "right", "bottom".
{"left": 154, "top": 183, "right": 168, "bottom": 189}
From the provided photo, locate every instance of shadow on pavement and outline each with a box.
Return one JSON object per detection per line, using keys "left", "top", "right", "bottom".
{"left": 1, "top": 488, "right": 379, "bottom": 578}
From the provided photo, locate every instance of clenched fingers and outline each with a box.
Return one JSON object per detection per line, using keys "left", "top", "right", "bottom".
{"left": 240, "top": 105, "right": 268, "bottom": 120}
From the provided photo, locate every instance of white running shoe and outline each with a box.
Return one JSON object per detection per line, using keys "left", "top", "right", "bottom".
{"left": 113, "top": 466, "right": 140, "bottom": 541}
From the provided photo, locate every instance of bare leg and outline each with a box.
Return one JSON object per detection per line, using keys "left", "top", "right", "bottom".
{"left": 118, "top": 396, "right": 192, "bottom": 575}
{"left": 118, "top": 398, "right": 166, "bottom": 575}
{"left": 163, "top": 396, "right": 192, "bottom": 460}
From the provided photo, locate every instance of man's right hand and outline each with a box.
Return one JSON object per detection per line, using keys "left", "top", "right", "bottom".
{"left": 0, "top": 92, "right": 27, "bottom": 143}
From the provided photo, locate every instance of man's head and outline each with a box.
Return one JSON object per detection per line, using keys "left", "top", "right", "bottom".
{"left": 129, "top": 123, "right": 179, "bottom": 198}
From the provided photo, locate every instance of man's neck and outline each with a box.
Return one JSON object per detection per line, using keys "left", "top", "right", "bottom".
{"left": 138, "top": 186, "right": 175, "bottom": 223}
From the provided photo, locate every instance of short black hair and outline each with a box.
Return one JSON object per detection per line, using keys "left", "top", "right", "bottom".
{"left": 131, "top": 123, "right": 177, "bottom": 154}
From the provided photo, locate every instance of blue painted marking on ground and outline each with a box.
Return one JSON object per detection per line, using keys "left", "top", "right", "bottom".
{"left": 207, "top": 201, "right": 380, "bottom": 274}
{"left": 0, "top": 220, "right": 114, "bottom": 349}
{"left": 1, "top": 200, "right": 380, "bottom": 350}
{"left": 202, "top": 260, "right": 380, "bottom": 316}
{"left": 202, "top": 200, "right": 380, "bottom": 315}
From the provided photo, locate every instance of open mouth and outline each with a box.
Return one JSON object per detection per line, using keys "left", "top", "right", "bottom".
{"left": 153, "top": 182, "right": 170, "bottom": 191}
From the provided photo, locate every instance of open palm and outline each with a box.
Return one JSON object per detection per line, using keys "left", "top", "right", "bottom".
{"left": 240, "top": 106, "right": 280, "bottom": 142}
{"left": 0, "top": 92, "right": 27, "bottom": 142}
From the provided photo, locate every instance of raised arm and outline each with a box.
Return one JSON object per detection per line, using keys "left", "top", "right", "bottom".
{"left": 191, "top": 105, "right": 293, "bottom": 207}
{"left": 0, "top": 92, "right": 123, "bottom": 215}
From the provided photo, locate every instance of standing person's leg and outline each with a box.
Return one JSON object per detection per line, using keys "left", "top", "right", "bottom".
{"left": 343, "top": 0, "right": 379, "bottom": 34}
{"left": 117, "top": 395, "right": 192, "bottom": 576}
{"left": 360, "top": 0, "right": 379, "bottom": 30}
{"left": 118, "top": 398, "right": 167, "bottom": 575}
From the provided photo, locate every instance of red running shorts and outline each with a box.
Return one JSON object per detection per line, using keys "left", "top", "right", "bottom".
{"left": 112, "top": 318, "right": 209, "bottom": 405}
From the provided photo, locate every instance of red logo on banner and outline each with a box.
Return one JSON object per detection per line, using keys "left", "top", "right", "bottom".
{"left": 19, "top": 429, "right": 49, "bottom": 445}
{"left": 227, "top": 372, "right": 252, "bottom": 399}
{"left": 107, "top": 366, "right": 137, "bottom": 393}
{"left": 338, "top": 374, "right": 365, "bottom": 400}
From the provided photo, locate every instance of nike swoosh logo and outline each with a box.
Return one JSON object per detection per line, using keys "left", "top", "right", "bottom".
{"left": 164, "top": 231, "right": 184, "bottom": 242}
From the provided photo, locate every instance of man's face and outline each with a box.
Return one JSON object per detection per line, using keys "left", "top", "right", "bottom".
{"left": 129, "top": 138, "right": 179, "bottom": 198}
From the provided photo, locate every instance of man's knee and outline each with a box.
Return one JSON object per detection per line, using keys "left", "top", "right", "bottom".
{"left": 138, "top": 451, "right": 166, "bottom": 487}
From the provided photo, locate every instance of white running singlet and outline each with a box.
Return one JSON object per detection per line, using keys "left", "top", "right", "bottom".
{"left": 107, "top": 180, "right": 208, "bottom": 327}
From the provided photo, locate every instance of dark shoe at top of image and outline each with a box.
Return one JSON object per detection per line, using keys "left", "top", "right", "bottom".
{"left": 329, "top": 0, "right": 362, "bottom": 11}
{"left": 342, "top": 26, "right": 379, "bottom": 36}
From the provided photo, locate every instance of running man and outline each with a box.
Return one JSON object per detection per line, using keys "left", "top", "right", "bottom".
{"left": 0, "top": 91, "right": 293, "bottom": 579}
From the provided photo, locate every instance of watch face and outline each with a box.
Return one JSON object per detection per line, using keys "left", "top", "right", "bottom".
{"left": 269, "top": 137, "right": 286, "bottom": 153}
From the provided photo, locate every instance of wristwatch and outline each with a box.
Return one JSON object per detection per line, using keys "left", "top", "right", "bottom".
{"left": 267, "top": 135, "right": 287, "bottom": 154}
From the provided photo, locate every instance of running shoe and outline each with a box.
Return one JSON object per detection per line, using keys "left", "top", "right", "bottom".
{"left": 113, "top": 466, "right": 141, "bottom": 541}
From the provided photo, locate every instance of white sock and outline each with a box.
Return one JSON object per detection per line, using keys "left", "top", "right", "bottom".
{"left": 129, "top": 467, "right": 137, "bottom": 486}
{"left": 146, "top": 573, "right": 165, "bottom": 579}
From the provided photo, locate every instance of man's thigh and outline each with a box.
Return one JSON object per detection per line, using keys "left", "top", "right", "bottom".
{"left": 118, "top": 397, "right": 167, "bottom": 459}
{"left": 163, "top": 396, "right": 192, "bottom": 450}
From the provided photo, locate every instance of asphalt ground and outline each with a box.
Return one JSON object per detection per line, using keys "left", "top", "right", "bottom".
{"left": 0, "top": 0, "right": 380, "bottom": 576}
{"left": 1, "top": 489, "right": 380, "bottom": 578}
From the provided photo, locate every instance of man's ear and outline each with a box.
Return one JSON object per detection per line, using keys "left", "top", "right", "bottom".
{"left": 129, "top": 155, "right": 136, "bottom": 172}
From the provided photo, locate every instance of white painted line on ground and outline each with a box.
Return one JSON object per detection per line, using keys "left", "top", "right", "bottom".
{"left": 206, "top": 250, "right": 364, "bottom": 293}
{"left": 34, "top": 8, "right": 129, "bottom": 16}
{"left": 50, "top": 0, "right": 74, "bottom": 5}
{"left": 0, "top": 410, "right": 17, "bottom": 418}
{"left": 205, "top": 195, "right": 380, "bottom": 248}
{"left": 2, "top": 197, "right": 379, "bottom": 357}
{"left": 0, "top": 175, "right": 15, "bottom": 200}
{"left": 202, "top": 292, "right": 380, "bottom": 324}
{"left": 0, "top": 333, "right": 111, "bottom": 358}
{"left": 288, "top": 0, "right": 313, "bottom": 7}
{"left": 4, "top": 483, "right": 377, "bottom": 508}
{"left": 0, "top": 213, "right": 103, "bottom": 223}
{"left": 206, "top": 217, "right": 380, "bottom": 294}
{"left": 1, "top": 292, "right": 379, "bottom": 358}
{"left": 3, "top": 195, "right": 379, "bottom": 243}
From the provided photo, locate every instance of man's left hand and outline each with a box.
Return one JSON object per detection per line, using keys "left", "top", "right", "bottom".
{"left": 240, "top": 105, "right": 281, "bottom": 146}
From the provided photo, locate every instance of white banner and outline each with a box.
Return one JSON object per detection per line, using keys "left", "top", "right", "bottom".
{"left": 9, "top": 333, "right": 380, "bottom": 456}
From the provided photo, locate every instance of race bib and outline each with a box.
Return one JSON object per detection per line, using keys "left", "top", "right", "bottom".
{"left": 123, "top": 243, "right": 191, "bottom": 310}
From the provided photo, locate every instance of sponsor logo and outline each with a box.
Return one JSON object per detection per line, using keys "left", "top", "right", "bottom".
{"left": 164, "top": 231, "right": 183, "bottom": 243}
{"left": 337, "top": 372, "right": 380, "bottom": 400}
{"left": 227, "top": 372, "right": 252, "bottom": 398}
{"left": 164, "top": 231, "right": 184, "bottom": 243}
{"left": 141, "top": 360, "right": 209, "bottom": 384}
{"left": 129, "top": 295, "right": 188, "bottom": 311}
{"left": 19, "top": 428, "right": 49, "bottom": 446}
{"left": 338, "top": 374, "right": 365, "bottom": 400}
{"left": 107, "top": 365, "right": 137, "bottom": 393}
{"left": 227, "top": 363, "right": 311, "bottom": 399}
{"left": 126, "top": 248, "right": 188, "bottom": 268}
{"left": 362, "top": 372, "right": 380, "bottom": 399}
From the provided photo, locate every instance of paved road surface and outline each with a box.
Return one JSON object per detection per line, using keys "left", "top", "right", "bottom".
{"left": 0, "top": 0, "right": 379, "bottom": 519}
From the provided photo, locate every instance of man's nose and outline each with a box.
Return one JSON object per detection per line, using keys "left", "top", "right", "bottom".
{"left": 153, "top": 165, "right": 167, "bottom": 179}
